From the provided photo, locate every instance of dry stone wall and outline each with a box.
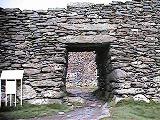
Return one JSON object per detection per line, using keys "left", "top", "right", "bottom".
{"left": 0, "top": 0, "right": 160, "bottom": 104}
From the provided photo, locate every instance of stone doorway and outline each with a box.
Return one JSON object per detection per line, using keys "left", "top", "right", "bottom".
{"left": 64, "top": 42, "right": 112, "bottom": 101}
{"left": 58, "top": 35, "right": 116, "bottom": 101}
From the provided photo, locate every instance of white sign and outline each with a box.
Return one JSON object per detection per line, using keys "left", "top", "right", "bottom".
{"left": 6, "top": 81, "right": 16, "bottom": 94}
{"left": 0, "top": 70, "right": 24, "bottom": 80}
{"left": 0, "top": 70, "right": 24, "bottom": 106}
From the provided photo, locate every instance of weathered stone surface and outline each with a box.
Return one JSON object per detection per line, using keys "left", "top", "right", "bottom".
{"left": 65, "top": 96, "right": 86, "bottom": 104}
{"left": 27, "top": 98, "right": 62, "bottom": 105}
{"left": 54, "top": 57, "right": 66, "bottom": 63}
{"left": 98, "top": 102, "right": 111, "bottom": 119}
{"left": 67, "top": 2, "right": 93, "bottom": 8}
{"left": 153, "top": 76, "right": 160, "bottom": 82}
{"left": 133, "top": 94, "right": 150, "bottom": 103}
{"left": 107, "top": 69, "right": 128, "bottom": 82}
{"left": 113, "top": 95, "right": 126, "bottom": 104}
{"left": 22, "top": 63, "right": 40, "bottom": 68}
{"left": 30, "top": 80, "right": 64, "bottom": 87}
{"left": 114, "top": 88, "right": 145, "bottom": 95}
{"left": 111, "top": 82, "right": 131, "bottom": 89}
{"left": 41, "top": 66, "right": 52, "bottom": 72}
{"left": 15, "top": 51, "right": 25, "bottom": 56}
{"left": 25, "top": 69, "right": 41, "bottom": 75}
{"left": 17, "top": 85, "right": 37, "bottom": 100}
{"left": 131, "top": 82, "right": 148, "bottom": 88}
{"left": 41, "top": 90, "right": 65, "bottom": 98}
{"left": 58, "top": 35, "right": 116, "bottom": 44}
{"left": 58, "top": 23, "right": 117, "bottom": 31}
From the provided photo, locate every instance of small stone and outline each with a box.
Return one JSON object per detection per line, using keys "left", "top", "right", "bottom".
{"left": 67, "top": 102, "right": 72, "bottom": 106}
{"left": 15, "top": 51, "right": 25, "bottom": 56}
{"left": 133, "top": 94, "right": 150, "bottom": 103}
{"left": 54, "top": 57, "right": 66, "bottom": 63}
{"left": 153, "top": 76, "right": 160, "bottom": 82}
{"left": 67, "top": 97, "right": 85, "bottom": 104}
{"left": 41, "top": 90, "right": 65, "bottom": 98}
{"left": 113, "top": 96, "right": 125, "bottom": 104}
{"left": 90, "top": 103, "right": 97, "bottom": 107}
{"left": 58, "top": 112, "right": 65, "bottom": 115}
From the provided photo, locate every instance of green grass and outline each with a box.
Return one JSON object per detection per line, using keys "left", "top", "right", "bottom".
{"left": 0, "top": 103, "right": 70, "bottom": 120}
{"left": 101, "top": 100, "right": 160, "bottom": 120}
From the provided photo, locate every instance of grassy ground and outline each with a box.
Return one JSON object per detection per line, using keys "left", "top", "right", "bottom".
{"left": 101, "top": 100, "right": 160, "bottom": 120}
{"left": 0, "top": 103, "right": 70, "bottom": 120}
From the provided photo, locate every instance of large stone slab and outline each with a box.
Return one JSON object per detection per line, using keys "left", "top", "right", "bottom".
{"left": 67, "top": 2, "right": 94, "bottom": 8}
{"left": 57, "top": 35, "right": 116, "bottom": 44}
{"left": 17, "top": 85, "right": 37, "bottom": 100}
{"left": 58, "top": 23, "right": 117, "bottom": 31}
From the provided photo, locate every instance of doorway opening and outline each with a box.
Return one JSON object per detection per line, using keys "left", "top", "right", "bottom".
{"left": 64, "top": 43, "right": 112, "bottom": 102}
{"left": 66, "top": 51, "right": 98, "bottom": 96}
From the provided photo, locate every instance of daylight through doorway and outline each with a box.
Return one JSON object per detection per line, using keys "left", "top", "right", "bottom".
{"left": 66, "top": 51, "right": 98, "bottom": 94}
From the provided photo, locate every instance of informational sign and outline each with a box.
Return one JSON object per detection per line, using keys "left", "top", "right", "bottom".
{"left": 0, "top": 70, "right": 24, "bottom": 80}
{"left": 6, "top": 81, "right": 16, "bottom": 94}
{"left": 0, "top": 70, "right": 24, "bottom": 107}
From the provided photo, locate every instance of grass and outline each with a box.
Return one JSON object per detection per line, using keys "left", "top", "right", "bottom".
{"left": 100, "top": 100, "right": 160, "bottom": 120}
{"left": 0, "top": 102, "right": 70, "bottom": 120}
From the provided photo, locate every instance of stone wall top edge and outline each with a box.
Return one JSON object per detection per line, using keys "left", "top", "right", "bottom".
{"left": 0, "top": 0, "right": 159, "bottom": 12}
{"left": 0, "top": 0, "right": 140, "bottom": 11}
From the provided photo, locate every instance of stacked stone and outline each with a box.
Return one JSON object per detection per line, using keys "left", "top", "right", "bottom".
{"left": 107, "top": 0, "right": 160, "bottom": 102}
{"left": 0, "top": 8, "right": 68, "bottom": 104}
{"left": 0, "top": 0, "right": 159, "bottom": 104}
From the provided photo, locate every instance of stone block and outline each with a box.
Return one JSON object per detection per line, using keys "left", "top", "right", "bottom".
{"left": 114, "top": 88, "right": 145, "bottom": 95}
{"left": 58, "top": 23, "right": 117, "bottom": 31}
{"left": 133, "top": 94, "right": 150, "bottom": 103}
{"left": 15, "top": 51, "right": 25, "bottom": 56}
{"left": 41, "top": 90, "right": 65, "bottom": 98}
{"left": 58, "top": 35, "right": 116, "bottom": 44}
{"left": 30, "top": 80, "right": 64, "bottom": 87}
{"left": 25, "top": 69, "right": 41, "bottom": 75}
{"left": 67, "top": 2, "right": 93, "bottom": 8}
{"left": 27, "top": 98, "right": 62, "bottom": 105}
{"left": 107, "top": 69, "right": 128, "bottom": 82}
{"left": 53, "top": 57, "right": 66, "bottom": 63}
{"left": 17, "top": 85, "right": 37, "bottom": 100}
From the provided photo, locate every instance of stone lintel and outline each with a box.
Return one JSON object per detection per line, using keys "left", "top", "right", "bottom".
{"left": 58, "top": 23, "right": 117, "bottom": 31}
{"left": 67, "top": 2, "right": 94, "bottom": 8}
{"left": 57, "top": 35, "right": 116, "bottom": 44}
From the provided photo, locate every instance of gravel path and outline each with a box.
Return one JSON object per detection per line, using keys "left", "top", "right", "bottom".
{"left": 28, "top": 88, "right": 110, "bottom": 120}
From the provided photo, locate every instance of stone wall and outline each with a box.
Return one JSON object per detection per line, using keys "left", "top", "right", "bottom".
{"left": 0, "top": 0, "right": 159, "bottom": 104}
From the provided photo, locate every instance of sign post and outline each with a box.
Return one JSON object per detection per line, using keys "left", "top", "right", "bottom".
{"left": 0, "top": 70, "right": 24, "bottom": 107}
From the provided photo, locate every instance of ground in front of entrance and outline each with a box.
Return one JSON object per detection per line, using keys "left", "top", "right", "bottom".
{"left": 28, "top": 88, "right": 110, "bottom": 120}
